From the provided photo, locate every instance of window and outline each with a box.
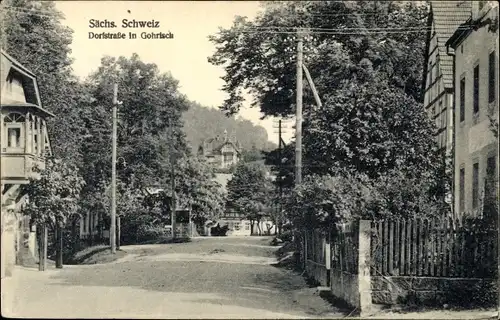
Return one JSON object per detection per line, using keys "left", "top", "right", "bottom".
{"left": 245, "top": 222, "right": 250, "bottom": 231}
{"left": 489, "top": 51, "right": 496, "bottom": 103}
{"left": 223, "top": 153, "right": 233, "bottom": 163}
{"left": 472, "top": 163, "right": 479, "bottom": 209}
{"left": 7, "top": 128, "right": 21, "bottom": 148}
{"left": 460, "top": 77, "right": 465, "bottom": 122}
{"left": 473, "top": 65, "right": 479, "bottom": 114}
{"left": 459, "top": 167, "right": 465, "bottom": 212}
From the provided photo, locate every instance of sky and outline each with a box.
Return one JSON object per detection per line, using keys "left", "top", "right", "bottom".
{"left": 55, "top": 1, "right": 295, "bottom": 143}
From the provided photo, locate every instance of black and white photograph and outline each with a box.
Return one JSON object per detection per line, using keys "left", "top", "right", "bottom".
{"left": 0, "top": 0, "right": 499, "bottom": 318}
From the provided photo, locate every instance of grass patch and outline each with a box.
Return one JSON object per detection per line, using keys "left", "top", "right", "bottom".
{"left": 66, "top": 245, "right": 127, "bottom": 265}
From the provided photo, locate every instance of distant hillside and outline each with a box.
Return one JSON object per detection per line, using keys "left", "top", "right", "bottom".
{"left": 182, "top": 102, "right": 277, "bottom": 152}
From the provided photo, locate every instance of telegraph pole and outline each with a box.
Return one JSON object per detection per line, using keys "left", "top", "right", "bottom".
{"left": 295, "top": 29, "right": 304, "bottom": 186}
{"left": 278, "top": 120, "right": 283, "bottom": 235}
{"left": 110, "top": 83, "right": 117, "bottom": 254}
{"left": 169, "top": 118, "right": 177, "bottom": 239}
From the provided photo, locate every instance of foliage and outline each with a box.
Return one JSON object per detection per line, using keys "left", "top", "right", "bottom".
{"left": 83, "top": 53, "right": 190, "bottom": 188}
{"left": 304, "top": 80, "right": 440, "bottom": 179}
{"left": 283, "top": 168, "right": 449, "bottom": 229}
{"left": 241, "top": 145, "right": 264, "bottom": 163}
{"left": 2, "top": 0, "right": 87, "bottom": 166}
{"left": 264, "top": 142, "right": 296, "bottom": 190}
{"left": 210, "top": 0, "right": 445, "bottom": 204}
{"left": 365, "top": 169, "right": 449, "bottom": 220}
{"left": 174, "top": 156, "right": 226, "bottom": 226}
{"left": 227, "top": 162, "right": 274, "bottom": 233}
{"left": 210, "top": 224, "right": 230, "bottom": 236}
{"left": 135, "top": 225, "right": 172, "bottom": 244}
{"left": 284, "top": 173, "right": 371, "bottom": 229}
{"left": 76, "top": 53, "right": 197, "bottom": 239}
{"left": 208, "top": 1, "right": 428, "bottom": 117}
{"left": 183, "top": 102, "right": 276, "bottom": 151}
{"left": 22, "top": 159, "right": 85, "bottom": 228}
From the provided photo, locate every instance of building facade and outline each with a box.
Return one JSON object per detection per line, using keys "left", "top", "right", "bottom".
{"left": 446, "top": 1, "right": 499, "bottom": 218}
{"left": 198, "top": 130, "right": 241, "bottom": 169}
{"left": 423, "top": 1, "right": 472, "bottom": 209}
{"left": 1, "top": 50, "right": 54, "bottom": 277}
{"left": 423, "top": 1, "right": 472, "bottom": 154}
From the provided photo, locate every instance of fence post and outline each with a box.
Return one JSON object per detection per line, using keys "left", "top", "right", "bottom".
{"left": 326, "top": 228, "right": 331, "bottom": 287}
{"left": 358, "top": 220, "right": 372, "bottom": 317}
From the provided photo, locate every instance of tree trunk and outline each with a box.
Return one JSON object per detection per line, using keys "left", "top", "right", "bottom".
{"left": 116, "top": 216, "right": 121, "bottom": 251}
{"left": 38, "top": 224, "right": 47, "bottom": 271}
{"left": 249, "top": 220, "right": 255, "bottom": 235}
{"left": 37, "top": 225, "right": 43, "bottom": 271}
{"left": 71, "top": 219, "right": 78, "bottom": 254}
{"left": 89, "top": 213, "right": 93, "bottom": 246}
{"left": 256, "top": 219, "right": 262, "bottom": 236}
{"left": 56, "top": 222, "right": 63, "bottom": 269}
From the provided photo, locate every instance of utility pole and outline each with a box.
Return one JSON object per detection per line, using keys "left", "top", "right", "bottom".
{"left": 295, "top": 29, "right": 304, "bottom": 186}
{"left": 278, "top": 120, "right": 283, "bottom": 235}
{"left": 110, "top": 83, "right": 117, "bottom": 254}
{"left": 169, "top": 118, "right": 177, "bottom": 239}
{"left": 294, "top": 28, "right": 306, "bottom": 270}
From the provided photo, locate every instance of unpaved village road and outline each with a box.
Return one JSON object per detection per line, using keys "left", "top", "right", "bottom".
{"left": 2, "top": 237, "right": 347, "bottom": 319}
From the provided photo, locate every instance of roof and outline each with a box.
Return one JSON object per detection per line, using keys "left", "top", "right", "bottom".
{"left": 429, "top": 1, "right": 472, "bottom": 89}
{"left": 0, "top": 49, "right": 36, "bottom": 77}
{"left": 212, "top": 141, "right": 241, "bottom": 154}
{"left": 1, "top": 100, "right": 55, "bottom": 117}
{"left": 201, "top": 131, "right": 241, "bottom": 154}
{"left": 1, "top": 50, "right": 54, "bottom": 117}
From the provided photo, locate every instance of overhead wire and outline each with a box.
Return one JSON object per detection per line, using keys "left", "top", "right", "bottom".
{"left": 2, "top": 5, "right": 466, "bottom": 36}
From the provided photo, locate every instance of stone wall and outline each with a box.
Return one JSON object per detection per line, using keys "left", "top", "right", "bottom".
{"left": 330, "top": 269, "right": 360, "bottom": 308}
{"left": 305, "top": 260, "right": 329, "bottom": 287}
{"left": 372, "top": 276, "right": 496, "bottom": 306}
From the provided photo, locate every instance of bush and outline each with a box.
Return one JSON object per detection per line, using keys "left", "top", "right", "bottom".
{"left": 136, "top": 225, "right": 172, "bottom": 243}
{"left": 279, "top": 230, "right": 293, "bottom": 242}
{"left": 210, "top": 224, "right": 229, "bottom": 236}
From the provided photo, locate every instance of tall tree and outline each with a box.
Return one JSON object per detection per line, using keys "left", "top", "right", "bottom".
{"left": 212, "top": 1, "right": 438, "bottom": 183}
{"left": 208, "top": 1, "right": 428, "bottom": 117}
{"left": 227, "top": 162, "right": 274, "bottom": 235}
{"left": 21, "top": 159, "right": 85, "bottom": 267}
{"left": 303, "top": 79, "right": 439, "bottom": 179}
{"left": 2, "top": 0, "right": 86, "bottom": 166}
{"left": 83, "top": 54, "right": 191, "bottom": 189}
{"left": 174, "top": 156, "right": 226, "bottom": 226}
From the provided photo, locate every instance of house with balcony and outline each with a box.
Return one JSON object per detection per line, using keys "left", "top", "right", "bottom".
{"left": 445, "top": 1, "right": 499, "bottom": 219}
{"left": 1, "top": 50, "right": 54, "bottom": 277}
{"left": 198, "top": 130, "right": 241, "bottom": 170}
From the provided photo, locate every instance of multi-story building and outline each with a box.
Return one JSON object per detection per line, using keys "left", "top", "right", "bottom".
{"left": 423, "top": 1, "right": 472, "bottom": 153}
{"left": 423, "top": 1, "right": 472, "bottom": 209}
{"left": 446, "top": 1, "right": 499, "bottom": 219}
{"left": 1, "top": 50, "right": 54, "bottom": 277}
{"left": 198, "top": 130, "right": 241, "bottom": 170}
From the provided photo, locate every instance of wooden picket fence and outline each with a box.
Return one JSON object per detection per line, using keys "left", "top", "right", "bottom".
{"left": 370, "top": 217, "right": 497, "bottom": 278}
{"left": 306, "top": 229, "right": 327, "bottom": 265}
{"left": 331, "top": 221, "right": 359, "bottom": 274}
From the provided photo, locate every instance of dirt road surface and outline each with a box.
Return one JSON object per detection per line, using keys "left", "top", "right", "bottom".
{"left": 2, "top": 236, "right": 347, "bottom": 319}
